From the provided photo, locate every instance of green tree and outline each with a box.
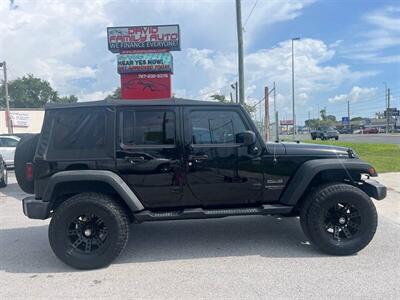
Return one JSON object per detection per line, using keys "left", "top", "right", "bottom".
{"left": 320, "top": 108, "right": 327, "bottom": 120}
{"left": 305, "top": 118, "right": 320, "bottom": 129}
{"left": 55, "top": 95, "right": 79, "bottom": 104}
{"left": 105, "top": 88, "right": 121, "bottom": 100}
{"left": 0, "top": 74, "right": 78, "bottom": 108}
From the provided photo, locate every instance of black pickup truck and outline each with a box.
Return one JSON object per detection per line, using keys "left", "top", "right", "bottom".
{"left": 15, "top": 99, "right": 386, "bottom": 269}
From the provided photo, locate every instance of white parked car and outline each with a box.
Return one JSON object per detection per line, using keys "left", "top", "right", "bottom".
{"left": 0, "top": 135, "right": 21, "bottom": 168}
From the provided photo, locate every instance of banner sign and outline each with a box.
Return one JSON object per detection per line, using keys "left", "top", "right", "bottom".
{"left": 280, "top": 120, "right": 294, "bottom": 126}
{"left": 6, "top": 112, "right": 30, "bottom": 128}
{"left": 384, "top": 107, "right": 399, "bottom": 117}
{"left": 117, "top": 52, "right": 173, "bottom": 74}
{"left": 120, "top": 73, "right": 172, "bottom": 100}
{"left": 108, "top": 25, "right": 180, "bottom": 53}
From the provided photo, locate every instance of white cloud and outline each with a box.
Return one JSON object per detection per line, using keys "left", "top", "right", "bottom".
{"left": 79, "top": 90, "right": 113, "bottom": 102}
{"left": 328, "top": 86, "right": 377, "bottom": 103}
{"left": 343, "top": 5, "right": 400, "bottom": 63}
{"left": 0, "top": 0, "right": 378, "bottom": 112}
{"left": 0, "top": 0, "right": 110, "bottom": 95}
{"left": 0, "top": 0, "right": 316, "bottom": 100}
{"left": 184, "top": 39, "right": 376, "bottom": 113}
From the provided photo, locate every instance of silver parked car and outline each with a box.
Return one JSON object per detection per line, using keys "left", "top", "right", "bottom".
{"left": 0, "top": 135, "right": 21, "bottom": 168}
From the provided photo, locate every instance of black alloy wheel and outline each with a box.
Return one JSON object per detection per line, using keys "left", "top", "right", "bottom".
{"left": 300, "top": 183, "right": 377, "bottom": 255}
{"left": 324, "top": 202, "right": 361, "bottom": 241}
{"left": 67, "top": 214, "right": 108, "bottom": 254}
{"left": 49, "top": 193, "right": 129, "bottom": 269}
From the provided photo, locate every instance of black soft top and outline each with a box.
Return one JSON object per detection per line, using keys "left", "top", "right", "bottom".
{"left": 45, "top": 98, "right": 238, "bottom": 110}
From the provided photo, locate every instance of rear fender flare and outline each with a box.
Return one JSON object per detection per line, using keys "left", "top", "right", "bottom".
{"left": 279, "top": 159, "right": 373, "bottom": 205}
{"left": 43, "top": 170, "right": 144, "bottom": 212}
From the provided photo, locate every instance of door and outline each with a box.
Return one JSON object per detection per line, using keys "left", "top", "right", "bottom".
{"left": 183, "top": 107, "right": 263, "bottom": 207}
{"left": 116, "top": 107, "right": 183, "bottom": 209}
{"left": 0, "top": 137, "right": 19, "bottom": 165}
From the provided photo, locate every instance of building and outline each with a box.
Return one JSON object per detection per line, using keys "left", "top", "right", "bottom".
{"left": 0, "top": 108, "right": 44, "bottom": 134}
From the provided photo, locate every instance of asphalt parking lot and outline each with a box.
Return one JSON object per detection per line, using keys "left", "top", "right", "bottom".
{"left": 1, "top": 172, "right": 399, "bottom": 299}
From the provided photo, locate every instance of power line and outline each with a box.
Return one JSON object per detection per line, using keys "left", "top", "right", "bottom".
{"left": 243, "top": 0, "right": 258, "bottom": 29}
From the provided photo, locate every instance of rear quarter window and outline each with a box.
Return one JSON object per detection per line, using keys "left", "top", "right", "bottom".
{"left": 46, "top": 108, "right": 110, "bottom": 160}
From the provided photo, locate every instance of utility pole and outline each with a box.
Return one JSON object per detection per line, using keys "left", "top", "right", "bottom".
{"left": 1, "top": 61, "right": 13, "bottom": 134}
{"left": 384, "top": 82, "right": 388, "bottom": 133}
{"left": 264, "top": 86, "right": 269, "bottom": 141}
{"left": 235, "top": 81, "right": 238, "bottom": 103}
{"left": 387, "top": 88, "right": 391, "bottom": 133}
{"left": 291, "top": 37, "right": 300, "bottom": 140}
{"left": 273, "top": 82, "right": 279, "bottom": 141}
{"left": 347, "top": 99, "right": 350, "bottom": 129}
{"left": 235, "top": 0, "right": 245, "bottom": 104}
{"left": 230, "top": 92, "right": 234, "bottom": 103}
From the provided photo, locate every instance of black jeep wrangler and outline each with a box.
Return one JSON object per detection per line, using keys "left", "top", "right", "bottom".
{"left": 16, "top": 99, "right": 386, "bottom": 269}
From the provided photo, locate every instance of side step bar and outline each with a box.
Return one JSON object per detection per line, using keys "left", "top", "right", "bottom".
{"left": 134, "top": 204, "right": 294, "bottom": 222}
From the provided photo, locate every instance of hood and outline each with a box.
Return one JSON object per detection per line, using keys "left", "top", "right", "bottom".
{"left": 282, "top": 142, "right": 350, "bottom": 157}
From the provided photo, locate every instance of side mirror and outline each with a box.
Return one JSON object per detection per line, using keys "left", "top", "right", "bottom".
{"left": 236, "top": 131, "right": 256, "bottom": 146}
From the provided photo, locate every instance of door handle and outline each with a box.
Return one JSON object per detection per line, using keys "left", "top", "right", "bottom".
{"left": 189, "top": 154, "right": 208, "bottom": 161}
{"left": 125, "top": 156, "right": 145, "bottom": 164}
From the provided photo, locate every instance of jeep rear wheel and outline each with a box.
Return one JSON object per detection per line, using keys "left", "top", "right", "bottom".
{"left": 14, "top": 134, "right": 39, "bottom": 194}
{"left": 49, "top": 193, "right": 129, "bottom": 269}
{"left": 301, "top": 183, "right": 377, "bottom": 255}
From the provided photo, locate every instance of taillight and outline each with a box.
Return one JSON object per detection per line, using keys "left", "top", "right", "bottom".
{"left": 25, "top": 163, "right": 33, "bottom": 181}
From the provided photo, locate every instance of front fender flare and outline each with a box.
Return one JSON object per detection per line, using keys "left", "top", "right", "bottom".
{"left": 43, "top": 170, "right": 144, "bottom": 212}
{"left": 279, "top": 159, "right": 373, "bottom": 205}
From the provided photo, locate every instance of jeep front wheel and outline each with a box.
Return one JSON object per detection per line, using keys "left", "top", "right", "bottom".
{"left": 301, "top": 183, "right": 377, "bottom": 255}
{"left": 49, "top": 193, "right": 129, "bottom": 269}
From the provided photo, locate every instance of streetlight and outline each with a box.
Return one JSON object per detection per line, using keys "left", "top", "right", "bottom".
{"left": 291, "top": 37, "right": 300, "bottom": 140}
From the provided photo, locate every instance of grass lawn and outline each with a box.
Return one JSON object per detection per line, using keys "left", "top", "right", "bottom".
{"left": 304, "top": 140, "right": 400, "bottom": 173}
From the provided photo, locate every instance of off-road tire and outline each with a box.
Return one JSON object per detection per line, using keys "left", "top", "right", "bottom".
{"left": 0, "top": 167, "right": 7, "bottom": 187}
{"left": 300, "top": 183, "right": 377, "bottom": 255}
{"left": 14, "top": 134, "right": 39, "bottom": 194}
{"left": 49, "top": 193, "right": 129, "bottom": 269}
{"left": 299, "top": 183, "right": 334, "bottom": 240}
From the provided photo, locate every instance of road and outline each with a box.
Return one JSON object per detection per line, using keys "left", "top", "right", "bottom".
{"left": 280, "top": 133, "right": 400, "bottom": 144}
{"left": 1, "top": 172, "right": 399, "bottom": 299}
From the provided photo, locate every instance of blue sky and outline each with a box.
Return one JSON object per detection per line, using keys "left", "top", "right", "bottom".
{"left": 1, "top": 0, "right": 399, "bottom": 125}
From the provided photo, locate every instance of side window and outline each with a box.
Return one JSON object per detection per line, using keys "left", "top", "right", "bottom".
{"left": 52, "top": 109, "right": 106, "bottom": 151}
{"left": 190, "top": 110, "right": 247, "bottom": 145}
{"left": 0, "top": 138, "right": 19, "bottom": 147}
{"left": 122, "top": 110, "right": 175, "bottom": 146}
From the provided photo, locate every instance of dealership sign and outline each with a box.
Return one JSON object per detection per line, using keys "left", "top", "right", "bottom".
{"left": 120, "top": 73, "right": 171, "bottom": 100}
{"left": 280, "top": 120, "right": 294, "bottom": 126}
{"left": 107, "top": 25, "right": 180, "bottom": 53}
{"left": 117, "top": 52, "right": 173, "bottom": 74}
